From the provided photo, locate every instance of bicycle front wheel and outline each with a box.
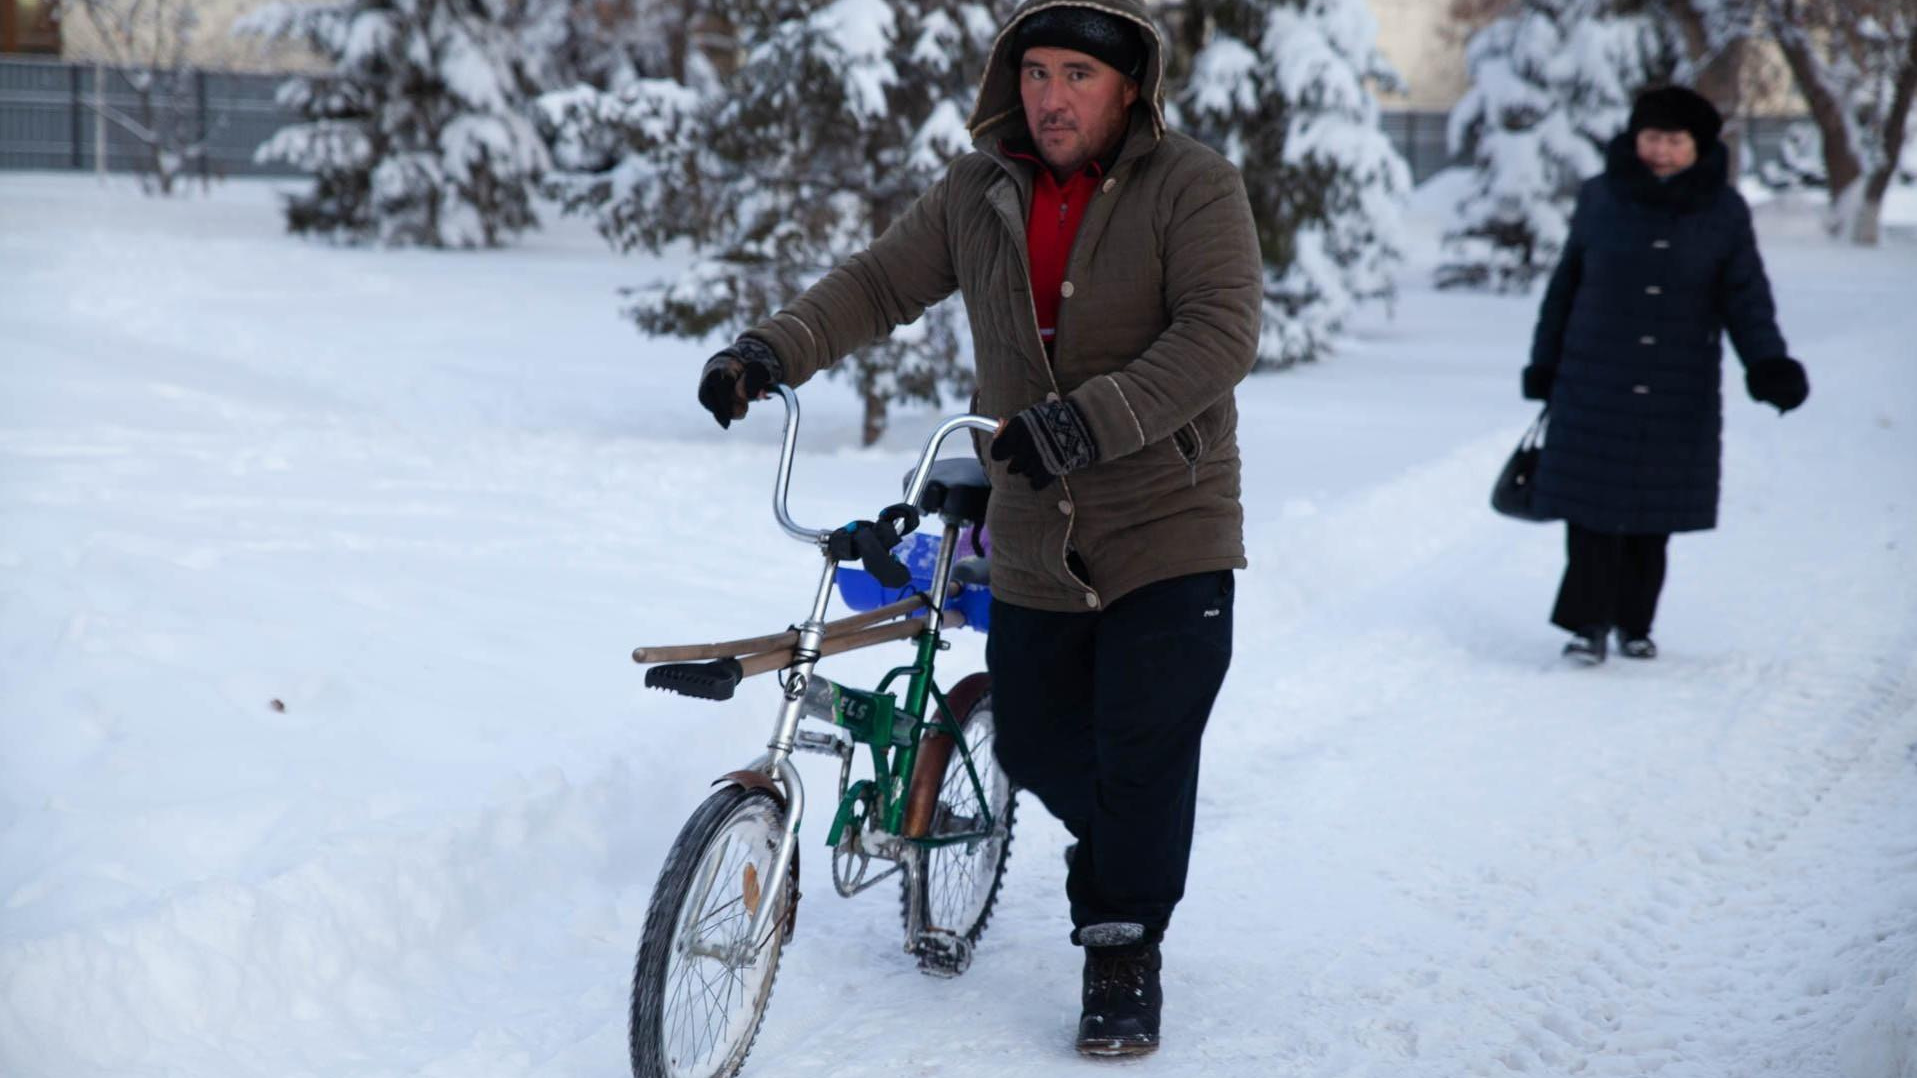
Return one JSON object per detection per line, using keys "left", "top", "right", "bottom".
{"left": 631, "top": 784, "right": 791, "bottom": 1078}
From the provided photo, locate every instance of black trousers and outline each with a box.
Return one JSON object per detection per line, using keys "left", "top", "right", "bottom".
{"left": 1550, "top": 524, "right": 1670, "bottom": 638}
{"left": 987, "top": 571, "right": 1233, "bottom": 943}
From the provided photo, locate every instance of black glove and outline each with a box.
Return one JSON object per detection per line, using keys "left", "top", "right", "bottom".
{"left": 1521, "top": 364, "right": 1556, "bottom": 402}
{"left": 1746, "top": 356, "right": 1808, "bottom": 414}
{"left": 697, "top": 337, "right": 784, "bottom": 429}
{"left": 990, "top": 399, "right": 1100, "bottom": 491}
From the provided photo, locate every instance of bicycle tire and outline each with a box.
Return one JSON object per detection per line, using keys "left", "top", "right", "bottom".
{"left": 631, "top": 785, "right": 791, "bottom": 1078}
{"left": 900, "top": 684, "right": 1016, "bottom": 954}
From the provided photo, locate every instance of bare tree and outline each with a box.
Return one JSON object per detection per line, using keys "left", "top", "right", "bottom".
{"left": 1447, "top": 0, "right": 1522, "bottom": 25}
{"left": 1637, "top": 0, "right": 1757, "bottom": 174}
{"left": 62, "top": 0, "right": 213, "bottom": 194}
{"left": 1763, "top": 0, "right": 1917, "bottom": 244}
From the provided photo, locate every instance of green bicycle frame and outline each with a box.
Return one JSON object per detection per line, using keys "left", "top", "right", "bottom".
{"left": 818, "top": 543, "right": 997, "bottom": 853}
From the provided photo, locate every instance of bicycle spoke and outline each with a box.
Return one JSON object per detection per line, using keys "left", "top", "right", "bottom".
{"left": 647, "top": 794, "right": 787, "bottom": 1078}
{"left": 672, "top": 951, "right": 725, "bottom": 1065}
{"left": 919, "top": 707, "right": 1013, "bottom": 936}
{"left": 689, "top": 893, "right": 747, "bottom": 937}
{"left": 666, "top": 961, "right": 700, "bottom": 1065}
{"left": 691, "top": 962, "right": 733, "bottom": 1061}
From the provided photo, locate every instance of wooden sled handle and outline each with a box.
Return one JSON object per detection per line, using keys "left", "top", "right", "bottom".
{"left": 631, "top": 585, "right": 959, "bottom": 665}
{"left": 730, "top": 609, "right": 968, "bottom": 678}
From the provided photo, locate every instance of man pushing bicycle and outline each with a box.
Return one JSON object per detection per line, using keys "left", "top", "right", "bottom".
{"left": 695, "top": 0, "right": 1261, "bottom": 1056}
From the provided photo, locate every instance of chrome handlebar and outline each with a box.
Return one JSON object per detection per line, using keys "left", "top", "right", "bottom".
{"left": 767, "top": 384, "right": 998, "bottom": 544}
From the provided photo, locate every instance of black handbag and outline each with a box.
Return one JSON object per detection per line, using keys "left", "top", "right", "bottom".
{"left": 1491, "top": 408, "right": 1556, "bottom": 522}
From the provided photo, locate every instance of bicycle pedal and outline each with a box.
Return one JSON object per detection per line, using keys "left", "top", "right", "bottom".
{"left": 913, "top": 929, "right": 973, "bottom": 978}
{"left": 644, "top": 658, "right": 744, "bottom": 701}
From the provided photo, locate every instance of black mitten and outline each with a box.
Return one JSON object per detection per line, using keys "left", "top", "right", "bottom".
{"left": 1746, "top": 357, "right": 1808, "bottom": 414}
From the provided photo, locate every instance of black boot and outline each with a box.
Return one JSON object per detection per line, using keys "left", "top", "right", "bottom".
{"left": 1075, "top": 933, "right": 1162, "bottom": 1057}
{"left": 1563, "top": 625, "right": 1607, "bottom": 665}
{"left": 1616, "top": 630, "right": 1657, "bottom": 660}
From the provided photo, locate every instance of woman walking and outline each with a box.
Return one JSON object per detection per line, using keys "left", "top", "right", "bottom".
{"left": 1523, "top": 86, "right": 1809, "bottom": 663}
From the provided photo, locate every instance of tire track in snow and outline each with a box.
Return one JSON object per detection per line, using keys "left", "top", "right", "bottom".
{"left": 1294, "top": 523, "right": 1917, "bottom": 1070}
{"left": 1161, "top": 407, "right": 1917, "bottom": 1076}
{"left": 1445, "top": 639, "right": 1917, "bottom": 1077}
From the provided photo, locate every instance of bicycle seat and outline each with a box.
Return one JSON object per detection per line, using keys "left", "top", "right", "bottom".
{"left": 912, "top": 457, "right": 990, "bottom": 526}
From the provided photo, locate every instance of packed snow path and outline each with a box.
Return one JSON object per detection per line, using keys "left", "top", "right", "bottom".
{"left": 2, "top": 175, "right": 1914, "bottom": 1077}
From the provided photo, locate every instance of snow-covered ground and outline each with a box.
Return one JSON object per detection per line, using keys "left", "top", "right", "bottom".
{"left": 2, "top": 170, "right": 1914, "bottom": 1078}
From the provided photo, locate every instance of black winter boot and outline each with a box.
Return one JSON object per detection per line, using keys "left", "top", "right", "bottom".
{"left": 1563, "top": 626, "right": 1607, "bottom": 665}
{"left": 1076, "top": 931, "right": 1162, "bottom": 1057}
{"left": 1616, "top": 630, "right": 1657, "bottom": 659}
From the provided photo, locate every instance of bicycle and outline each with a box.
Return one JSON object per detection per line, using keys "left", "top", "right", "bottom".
{"left": 626, "top": 385, "right": 1018, "bottom": 1078}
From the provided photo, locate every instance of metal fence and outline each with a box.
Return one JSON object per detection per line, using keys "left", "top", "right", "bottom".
{"left": 0, "top": 56, "right": 298, "bottom": 177}
{"left": 1380, "top": 109, "right": 1458, "bottom": 185}
{"left": 1740, "top": 115, "right": 1805, "bottom": 179}
{"left": 0, "top": 55, "right": 1806, "bottom": 187}
{"left": 1, "top": 55, "right": 1466, "bottom": 183}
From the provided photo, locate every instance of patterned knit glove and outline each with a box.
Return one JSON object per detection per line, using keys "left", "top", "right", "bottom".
{"left": 697, "top": 337, "right": 785, "bottom": 429}
{"left": 990, "top": 399, "right": 1100, "bottom": 491}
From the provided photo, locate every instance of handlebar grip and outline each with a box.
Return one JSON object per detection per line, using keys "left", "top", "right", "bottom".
{"left": 828, "top": 519, "right": 913, "bottom": 589}
{"left": 856, "top": 525, "right": 913, "bottom": 589}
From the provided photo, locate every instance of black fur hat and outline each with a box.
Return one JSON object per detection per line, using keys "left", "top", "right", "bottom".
{"left": 1010, "top": 6, "right": 1147, "bottom": 80}
{"left": 1628, "top": 85, "right": 1723, "bottom": 152}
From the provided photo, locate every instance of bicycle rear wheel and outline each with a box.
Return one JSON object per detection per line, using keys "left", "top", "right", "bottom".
{"left": 631, "top": 784, "right": 791, "bottom": 1078}
{"left": 902, "top": 678, "right": 1016, "bottom": 969}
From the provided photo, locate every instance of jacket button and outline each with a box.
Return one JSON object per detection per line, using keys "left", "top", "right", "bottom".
{"left": 1633, "top": 384, "right": 1650, "bottom": 394}
{"left": 1060, "top": 280, "right": 1075, "bottom": 298}
{"left": 1102, "top": 178, "right": 1116, "bottom": 193}
{"left": 1639, "top": 335, "right": 1656, "bottom": 345}
{"left": 1646, "top": 285, "right": 1662, "bottom": 295}
{"left": 1652, "top": 239, "right": 1671, "bottom": 249}
{"left": 1057, "top": 499, "right": 1073, "bottom": 516}
{"left": 1084, "top": 593, "right": 1099, "bottom": 609}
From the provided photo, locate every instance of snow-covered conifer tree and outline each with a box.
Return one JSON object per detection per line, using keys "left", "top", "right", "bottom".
{"left": 547, "top": 0, "right": 1003, "bottom": 443}
{"left": 241, "top": 0, "right": 550, "bottom": 248}
{"left": 1437, "top": 0, "right": 1671, "bottom": 290}
{"left": 1179, "top": 0, "right": 1411, "bottom": 368}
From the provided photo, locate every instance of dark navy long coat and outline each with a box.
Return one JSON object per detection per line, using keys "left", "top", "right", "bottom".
{"left": 1529, "top": 135, "right": 1788, "bottom": 534}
